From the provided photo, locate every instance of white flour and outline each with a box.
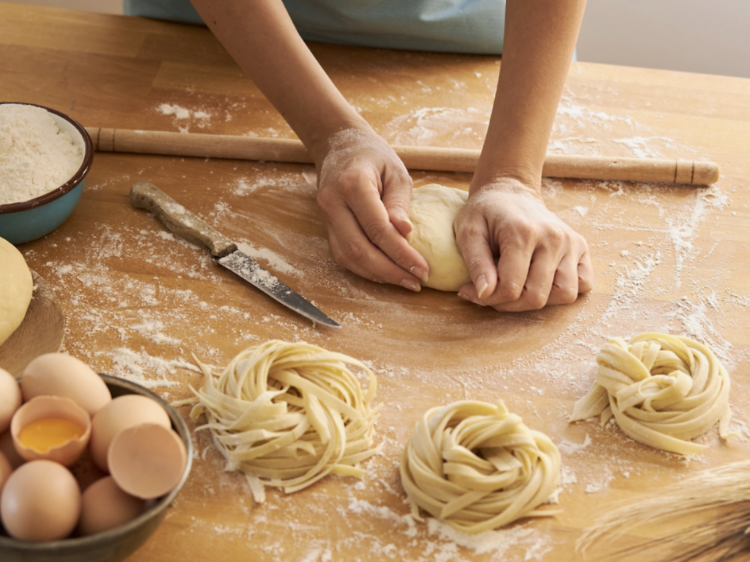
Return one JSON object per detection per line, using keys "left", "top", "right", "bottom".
{"left": 0, "top": 104, "right": 83, "bottom": 204}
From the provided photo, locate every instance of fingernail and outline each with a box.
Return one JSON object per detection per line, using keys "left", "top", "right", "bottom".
{"left": 475, "top": 275, "right": 488, "bottom": 299}
{"left": 458, "top": 291, "right": 470, "bottom": 301}
{"left": 400, "top": 279, "right": 421, "bottom": 292}
{"left": 410, "top": 266, "right": 428, "bottom": 283}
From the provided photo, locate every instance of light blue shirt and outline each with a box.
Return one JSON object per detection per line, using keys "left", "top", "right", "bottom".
{"left": 124, "top": 0, "right": 507, "bottom": 55}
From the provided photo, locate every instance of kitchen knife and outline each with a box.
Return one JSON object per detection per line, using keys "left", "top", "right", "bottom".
{"left": 129, "top": 181, "right": 340, "bottom": 328}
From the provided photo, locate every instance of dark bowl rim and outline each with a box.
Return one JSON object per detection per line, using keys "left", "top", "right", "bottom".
{"left": 0, "top": 374, "right": 193, "bottom": 551}
{"left": 0, "top": 102, "right": 94, "bottom": 216}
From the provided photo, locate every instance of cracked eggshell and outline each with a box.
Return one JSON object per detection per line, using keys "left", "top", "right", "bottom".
{"left": 11, "top": 395, "right": 92, "bottom": 466}
{"left": 108, "top": 423, "right": 187, "bottom": 500}
{"left": 22, "top": 353, "right": 111, "bottom": 416}
{"left": 90, "top": 395, "right": 171, "bottom": 472}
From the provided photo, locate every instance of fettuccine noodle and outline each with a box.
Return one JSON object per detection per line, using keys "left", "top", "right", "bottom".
{"left": 570, "top": 332, "right": 735, "bottom": 455}
{"left": 178, "top": 340, "right": 380, "bottom": 502}
{"left": 400, "top": 400, "right": 561, "bottom": 534}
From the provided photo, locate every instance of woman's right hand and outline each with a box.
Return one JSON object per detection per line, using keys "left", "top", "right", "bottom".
{"left": 314, "top": 128, "right": 429, "bottom": 291}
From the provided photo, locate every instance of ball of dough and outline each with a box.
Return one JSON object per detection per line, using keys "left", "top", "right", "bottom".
{"left": 0, "top": 236, "right": 33, "bottom": 347}
{"left": 400, "top": 400, "right": 561, "bottom": 534}
{"left": 406, "top": 184, "right": 471, "bottom": 292}
{"left": 570, "top": 332, "right": 734, "bottom": 455}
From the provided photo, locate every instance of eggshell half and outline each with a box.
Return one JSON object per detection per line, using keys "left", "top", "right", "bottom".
{"left": 22, "top": 353, "right": 111, "bottom": 416}
{"left": 90, "top": 395, "right": 171, "bottom": 472}
{"left": 11, "top": 395, "right": 91, "bottom": 466}
{"left": 108, "top": 424, "right": 186, "bottom": 500}
{"left": 0, "top": 368, "right": 21, "bottom": 434}
{"left": 0, "top": 460, "right": 81, "bottom": 541}
{"left": 78, "top": 476, "right": 146, "bottom": 536}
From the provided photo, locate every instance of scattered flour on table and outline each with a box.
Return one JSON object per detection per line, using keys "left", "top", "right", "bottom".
{"left": 158, "top": 103, "right": 211, "bottom": 120}
{"left": 665, "top": 184, "right": 727, "bottom": 287}
{"left": 611, "top": 136, "right": 679, "bottom": 158}
{"left": 0, "top": 104, "right": 83, "bottom": 204}
{"left": 335, "top": 490, "right": 553, "bottom": 561}
{"left": 382, "top": 107, "right": 490, "bottom": 148}
{"left": 97, "top": 347, "right": 199, "bottom": 389}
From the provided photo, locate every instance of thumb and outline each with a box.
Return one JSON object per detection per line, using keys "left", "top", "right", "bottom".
{"left": 455, "top": 217, "right": 497, "bottom": 301}
{"left": 381, "top": 162, "right": 414, "bottom": 237}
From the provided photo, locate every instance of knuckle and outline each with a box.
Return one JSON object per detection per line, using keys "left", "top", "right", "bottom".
{"left": 337, "top": 237, "right": 367, "bottom": 264}
{"left": 330, "top": 245, "right": 348, "bottom": 267}
{"left": 499, "top": 281, "right": 524, "bottom": 302}
{"left": 389, "top": 249, "right": 411, "bottom": 269}
{"left": 545, "top": 225, "right": 566, "bottom": 246}
{"left": 363, "top": 221, "right": 389, "bottom": 247}
{"left": 578, "top": 277, "right": 594, "bottom": 293}
{"left": 338, "top": 169, "right": 372, "bottom": 195}
{"left": 514, "top": 221, "right": 537, "bottom": 238}
{"left": 395, "top": 167, "right": 413, "bottom": 187}
{"left": 464, "top": 255, "right": 484, "bottom": 272}
{"left": 526, "top": 291, "right": 548, "bottom": 310}
{"left": 316, "top": 188, "right": 333, "bottom": 209}
{"left": 558, "top": 285, "right": 579, "bottom": 303}
{"left": 455, "top": 221, "right": 484, "bottom": 244}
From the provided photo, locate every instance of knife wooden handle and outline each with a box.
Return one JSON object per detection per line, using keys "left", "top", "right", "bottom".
{"left": 129, "top": 181, "right": 237, "bottom": 258}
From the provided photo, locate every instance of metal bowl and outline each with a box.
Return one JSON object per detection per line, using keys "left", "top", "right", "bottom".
{"left": 0, "top": 375, "right": 193, "bottom": 562}
{"left": 0, "top": 102, "right": 93, "bottom": 244}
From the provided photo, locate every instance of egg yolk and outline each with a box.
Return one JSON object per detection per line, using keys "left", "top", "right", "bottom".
{"left": 18, "top": 418, "right": 86, "bottom": 452}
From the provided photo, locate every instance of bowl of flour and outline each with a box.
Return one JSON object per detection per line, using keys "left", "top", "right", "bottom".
{"left": 0, "top": 103, "right": 93, "bottom": 244}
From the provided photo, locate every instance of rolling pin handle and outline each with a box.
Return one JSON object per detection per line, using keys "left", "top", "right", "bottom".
{"left": 129, "top": 181, "right": 237, "bottom": 258}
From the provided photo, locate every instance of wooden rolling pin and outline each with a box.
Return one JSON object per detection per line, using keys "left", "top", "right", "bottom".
{"left": 86, "top": 127, "right": 720, "bottom": 185}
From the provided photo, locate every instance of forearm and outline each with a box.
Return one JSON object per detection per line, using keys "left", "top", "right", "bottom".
{"left": 190, "top": 0, "right": 369, "bottom": 161}
{"left": 473, "top": 0, "right": 586, "bottom": 193}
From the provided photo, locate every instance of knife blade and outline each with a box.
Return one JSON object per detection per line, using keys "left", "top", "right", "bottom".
{"left": 129, "top": 181, "right": 340, "bottom": 328}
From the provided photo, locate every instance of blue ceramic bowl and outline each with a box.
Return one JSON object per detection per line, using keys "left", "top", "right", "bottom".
{"left": 0, "top": 103, "right": 93, "bottom": 244}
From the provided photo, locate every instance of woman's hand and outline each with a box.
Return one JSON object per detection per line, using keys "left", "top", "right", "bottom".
{"left": 454, "top": 178, "right": 593, "bottom": 311}
{"left": 314, "top": 128, "right": 429, "bottom": 291}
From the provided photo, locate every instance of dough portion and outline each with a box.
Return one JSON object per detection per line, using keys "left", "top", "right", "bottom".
{"left": 178, "top": 340, "right": 380, "bottom": 503}
{"left": 0, "top": 236, "right": 33, "bottom": 347}
{"left": 406, "top": 184, "right": 471, "bottom": 291}
{"left": 570, "top": 332, "right": 735, "bottom": 455}
{"left": 400, "top": 400, "right": 561, "bottom": 534}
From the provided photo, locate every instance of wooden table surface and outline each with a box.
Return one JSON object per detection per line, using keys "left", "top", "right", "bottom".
{"left": 2, "top": 4, "right": 750, "bottom": 561}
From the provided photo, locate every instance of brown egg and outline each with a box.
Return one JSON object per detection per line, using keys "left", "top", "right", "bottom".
{"left": 11, "top": 395, "right": 91, "bottom": 466}
{"left": 69, "top": 448, "right": 107, "bottom": 492}
{"left": 0, "top": 430, "right": 24, "bottom": 469}
{"left": 108, "top": 423, "right": 186, "bottom": 500}
{"left": 0, "top": 368, "right": 21, "bottom": 434}
{"left": 90, "top": 395, "right": 170, "bottom": 472}
{"left": 0, "top": 460, "right": 81, "bottom": 541}
{"left": 0, "top": 451, "right": 12, "bottom": 494}
{"left": 78, "top": 476, "right": 146, "bottom": 536}
{"left": 22, "top": 353, "right": 111, "bottom": 416}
